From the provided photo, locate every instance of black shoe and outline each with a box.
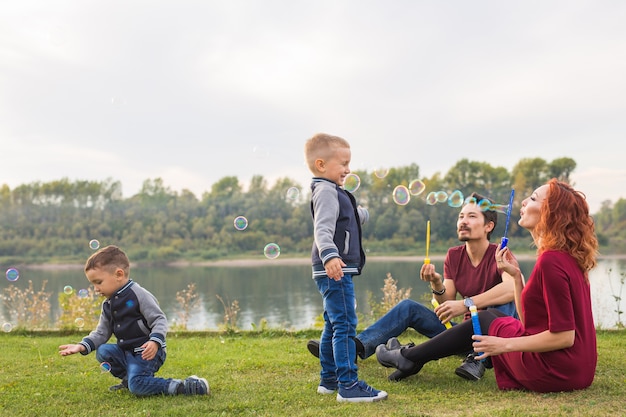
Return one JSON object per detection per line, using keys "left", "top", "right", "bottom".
{"left": 388, "top": 368, "right": 419, "bottom": 382}
{"left": 455, "top": 353, "right": 486, "bottom": 381}
{"left": 307, "top": 338, "right": 364, "bottom": 362}
{"left": 375, "top": 344, "right": 421, "bottom": 380}
{"left": 353, "top": 337, "right": 366, "bottom": 359}
{"left": 177, "top": 375, "right": 210, "bottom": 395}
{"left": 307, "top": 340, "right": 320, "bottom": 358}
{"left": 385, "top": 337, "right": 415, "bottom": 351}
{"left": 108, "top": 379, "right": 128, "bottom": 392}
{"left": 381, "top": 339, "right": 420, "bottom": 381}
{"left": 386, "top": 337, "right": 401, "bottom": 350}
{"left": 484, "top": 356, "right": 493, "bottom": 369}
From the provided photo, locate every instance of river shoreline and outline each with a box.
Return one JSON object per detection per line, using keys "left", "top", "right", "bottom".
{"left": 18, "top": 253, "right": 626, "bottom": 270}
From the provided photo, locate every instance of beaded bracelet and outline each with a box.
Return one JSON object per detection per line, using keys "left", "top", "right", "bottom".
{"left": 431, "top": 285, "right": 446, "bottom": 295}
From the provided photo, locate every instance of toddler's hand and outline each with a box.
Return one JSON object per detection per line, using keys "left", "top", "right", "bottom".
{"left": 59, "top": 343, "right": 85, "bottom": 356}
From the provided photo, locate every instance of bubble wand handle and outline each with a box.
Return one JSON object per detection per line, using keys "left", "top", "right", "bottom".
{"left": 431, "top": 299, "right": 452, "bottom": 329}
{"left": 501, "top": 189, "right": 515, "bottom": 249}
{"left": 469, "top": 305, "right": 482, "bottom": 336}
{"left": 469, "top": 305, "right": 484, "bottom": 358}
{"left": 424, "top": 220, "right": 431, "bottom": 264}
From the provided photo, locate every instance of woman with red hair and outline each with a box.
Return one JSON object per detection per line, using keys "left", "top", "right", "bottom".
{"left": 376, "top": 178, "right": 599, "bottom": 392}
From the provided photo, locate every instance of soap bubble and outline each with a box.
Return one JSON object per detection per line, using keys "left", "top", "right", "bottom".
{"left": 286, "top": 187, "right": 300, "bottom": 200}
{"left": 89, "top": 239, "right": 100, "bottom": 250}
{"left": 447, "top": 190, "right": 464, "bottom": 208}
{"left": 408, "top": 180, "right": 426, "bottom": 196}
{"left": 263, "top": 243, "right": 281, "bottom": 259}
{"left": 5, "top": 268, "right": 19, "bottom": 282}
{"left": 435, "top": 191, "right": 448, "bottom": 203}
{"left": 374, "top": 167, "right": 389, "bottom": 179}
{"left": 392, "top": 185, "right": 410, "bottom": 206}
{"left": 490, "top": 203, "right": 509, "bottom": 214}
{"left": 464, "top": 196, "right": 498, "bottom": 211}
{"left": 477, "top": 199, "right": 493, "bottom": 211}
{"left": 234, "top": 216, "right": 249, "bottom": 231}
{"left": 343, "top": 174, "right": 361, "bottom": 193}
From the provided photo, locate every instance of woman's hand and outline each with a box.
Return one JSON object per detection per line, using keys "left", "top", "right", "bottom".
{"left": 496, "top": 245, "right": 521, "bottom": 279}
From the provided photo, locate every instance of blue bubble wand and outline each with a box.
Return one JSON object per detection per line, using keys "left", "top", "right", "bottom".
{"left": 500, "top": 189, "right": 515, "bottom": 249}
{"left": 469, "top": 305, "right": 484, "bottom": 359}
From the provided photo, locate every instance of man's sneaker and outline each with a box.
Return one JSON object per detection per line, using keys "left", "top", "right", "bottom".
{"left": 455, "top": 353, "right": 485, "bottom": 381}
{"left": 336, "top": 380, "right": 388, "bottom": 403}
{"left": 317, "top": 380, "right": 338, "bottom": 394}
{"left": 307, "top": 340, "right": 320, "bottom": 358}
{"left": 483, "top": 356, "right": 493, "bottom": 369}
{"left": 180, "top": 375, "right": 210, "bottom": 395}
{"left": 108, "top": 379, "right": 128, "bottom": 392}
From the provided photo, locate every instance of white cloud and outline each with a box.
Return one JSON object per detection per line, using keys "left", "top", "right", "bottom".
{"left": 0, "top": 1, "right": 625, "bottom": 215}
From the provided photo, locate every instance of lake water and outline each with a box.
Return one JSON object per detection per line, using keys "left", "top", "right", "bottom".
{"left": 2, "top": 257, "right": 625, "bottom": 330}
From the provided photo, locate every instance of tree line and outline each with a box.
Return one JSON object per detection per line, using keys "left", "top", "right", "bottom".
{"left": 1, "top": 156, "right": 624, "bottom": 266}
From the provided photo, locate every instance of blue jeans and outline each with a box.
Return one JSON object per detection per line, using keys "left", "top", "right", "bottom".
{"left": 96, "top": 344, "right": 180, "bottom": 396}
{"left": 314, "top": 275, "right": 358, "bottom": 388}
{"left": 357, "top": 299, "right": 449, "bottom": 358}
{"left": 356, "top": 299, "right": 517, "bottom": 358}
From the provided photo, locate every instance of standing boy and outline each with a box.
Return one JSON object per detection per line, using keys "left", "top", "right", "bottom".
{"left": 59, "top": 245, "right": 209, "bottom": 396}
{"left": 304, "top": 133, "right": 387, "bottom": 403}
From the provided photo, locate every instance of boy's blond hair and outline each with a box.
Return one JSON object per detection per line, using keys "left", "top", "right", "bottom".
{"left": 304, "top": 133, "right": 350, "bottom": 173}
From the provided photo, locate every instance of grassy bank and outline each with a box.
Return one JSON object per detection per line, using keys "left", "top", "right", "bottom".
{"left": 0, "top": 329, "right": 624, "bottom": 417}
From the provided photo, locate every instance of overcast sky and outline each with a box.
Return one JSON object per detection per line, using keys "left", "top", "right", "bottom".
{"left": 1, "top": 1, "right": 625, "bottom": 213}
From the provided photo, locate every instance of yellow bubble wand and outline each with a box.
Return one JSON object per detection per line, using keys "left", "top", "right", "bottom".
{"left": 426, "top": 220, "right": 452, "bottom": 329}
{"left": 424, "top": 220, "right": 431, "bottom": 264}
{"left": 431, "top": 298, "right": 452, "bottom": 329}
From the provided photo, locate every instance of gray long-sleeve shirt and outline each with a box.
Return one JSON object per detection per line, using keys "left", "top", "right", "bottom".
{"left": 79, "top": 280, "right": 167, "bottom": 355}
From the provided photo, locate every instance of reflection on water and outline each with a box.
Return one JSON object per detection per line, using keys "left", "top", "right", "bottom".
{"left": 3, "top": 258, "right": 625, "bottom": 330}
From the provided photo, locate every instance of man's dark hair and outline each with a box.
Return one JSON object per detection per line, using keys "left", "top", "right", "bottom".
{"left": 468, "top": 192, "right": 498, "bottom": 240}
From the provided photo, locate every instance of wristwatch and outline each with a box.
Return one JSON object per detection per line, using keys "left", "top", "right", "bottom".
{"left": 463, "top": 297, "right": 475, "bottom": 309}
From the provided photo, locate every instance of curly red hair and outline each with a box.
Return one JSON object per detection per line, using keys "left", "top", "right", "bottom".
{"left": 534, "top": 178, "right": 598, "bottom": 280}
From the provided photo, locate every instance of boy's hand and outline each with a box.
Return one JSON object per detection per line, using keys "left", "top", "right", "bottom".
{"left": 324, "top": 257, "right": 346, "bottom": 281}
{"left": 141, "top": 341, "right": 159, "bottom": 361}
{"left": 59, "top": 344, "right": 85, "bottom": 356}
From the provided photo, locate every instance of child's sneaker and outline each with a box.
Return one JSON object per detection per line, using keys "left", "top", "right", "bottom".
{"left": 108, "top": 379, "right": 128, "bottom": 392}
{"left": 337, "top": 380, "right": 388, "bottom": 403}
{"left": 317, "top": 380, "right": 338, "bottom": 394}
{"left": 179, "top": 375, "right": 210, "bottom": 395}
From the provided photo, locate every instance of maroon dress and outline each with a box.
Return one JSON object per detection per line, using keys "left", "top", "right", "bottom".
{"left": 489, "top": 250, "right": 597, "bottom": 392}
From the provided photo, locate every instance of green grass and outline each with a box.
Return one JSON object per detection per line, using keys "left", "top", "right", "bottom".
{"left": 0, "top": 329, "right": 624, "bottom": 417}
